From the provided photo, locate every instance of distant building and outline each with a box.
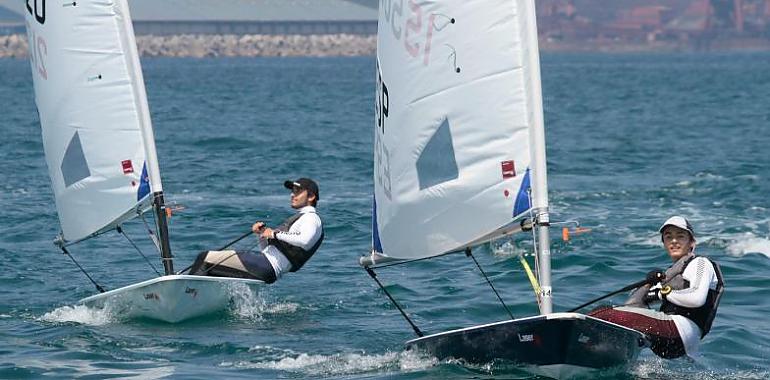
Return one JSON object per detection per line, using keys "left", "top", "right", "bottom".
{"left": 0, "top": 0, "right": 377, "bottom": 35}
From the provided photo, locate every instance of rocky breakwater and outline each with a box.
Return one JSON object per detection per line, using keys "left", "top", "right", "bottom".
{"left": 0, "top": 33, "right": 376, "bottom": 58}
{"left": 0, "top": 34, "right": 27, "bottom": 58}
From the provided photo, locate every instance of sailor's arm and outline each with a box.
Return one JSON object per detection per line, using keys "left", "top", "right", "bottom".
{"left": 252, "top": 221, "right": 270, "bottom": 249}
{"left": 273, "top": 213, "right": 322, "bottom": 250}
{"left": 665, "top": 257, "right": 716, "bottom": 308}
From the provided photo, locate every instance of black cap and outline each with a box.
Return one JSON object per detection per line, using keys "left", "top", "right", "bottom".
{"left": 283, "top": 178, "right": 319, "bottom": 200}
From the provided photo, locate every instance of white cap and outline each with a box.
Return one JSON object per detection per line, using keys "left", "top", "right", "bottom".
{"left": 659, "top": 216, "right": 695, "bottom": 238}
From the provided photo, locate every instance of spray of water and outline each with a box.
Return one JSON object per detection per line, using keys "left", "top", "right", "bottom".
{"left": 38, "top": 304, "right": 115, "bottom": 326}
{"left": 230, "top": 349, "right": 437, "bottom": 376}
{"left": 226, "top": 282, "right": 301, "bottom": 320}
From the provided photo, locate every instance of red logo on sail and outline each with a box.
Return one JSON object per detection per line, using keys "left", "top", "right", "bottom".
{"left": 121, "top": 160, "right": 134, "bottom": 174}
{"left": 501, "top": 160, "right": 516, "bottom": 179}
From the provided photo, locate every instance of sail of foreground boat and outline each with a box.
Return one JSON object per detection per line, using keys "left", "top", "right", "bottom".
{"left": 360, "top": 0, "right": 647, "bottom": 377}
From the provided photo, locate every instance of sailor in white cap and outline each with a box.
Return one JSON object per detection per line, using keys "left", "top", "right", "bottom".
{"left": 589, "top": 216, "right": 724, "bottom": 359}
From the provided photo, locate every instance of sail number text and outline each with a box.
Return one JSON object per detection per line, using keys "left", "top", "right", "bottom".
{"left": 25, "top": 21, "right": 48, "bottom": 80}
{"left": 374, "top": 61, "right": 392, "bottom": 200}
{"left": 381, "top": 0, "right": 443, "bottom": 66}
{"left": 26, "top": 0, "right": 45, "bottom": 25}
{"left": 25, "top": 1, "right": 48, "bottom": 80}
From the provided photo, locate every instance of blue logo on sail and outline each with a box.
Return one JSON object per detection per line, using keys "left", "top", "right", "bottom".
{"left": 137, "top": 162, "right": 150, "bottom": 201}
{"left": 372, "top": 195, "right": 384, "bottom": 253}
{"left": 513, "top": 169, "right": 531, "bottom": 218}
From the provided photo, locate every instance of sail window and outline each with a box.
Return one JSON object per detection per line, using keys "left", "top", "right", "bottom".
{"left": 61, "top": 131, "right": 91, "bottom": 187}
{"left": 416, "top": 117, "right": 459, "bottom": 190}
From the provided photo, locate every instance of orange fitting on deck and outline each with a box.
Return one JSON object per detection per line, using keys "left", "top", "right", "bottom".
{"left": 562, "top": 227, "right": 592, "bottom": 241}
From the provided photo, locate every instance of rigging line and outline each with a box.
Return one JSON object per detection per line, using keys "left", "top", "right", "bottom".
{"left": 465, "top": 248, "right": 515, "bottom": 320}
{"left": 364, "top": 267, "right": 424, "bottom": 337}
{"left": 139, "top": 212, "right": 161, "bottom": 254}
{"left": 59, "top": 246, "right": 106, "bottom": 293}
{"left": 527, "top": 191, "right": 540, "bottom": 272}
{"left": 519, "top": 254, "right": 542, "bottom": 301}
{"left": 117, "top": 226, "right": 161, "bottom": 276}
{"left": 526, "top": 189, "right": 542, "bottom": 307}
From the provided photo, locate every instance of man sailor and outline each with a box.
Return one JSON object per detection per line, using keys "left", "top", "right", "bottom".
{"left": 189, "top": 178, "right": 324, "bottom": 283}
{"left": 589, "top": 216, "right": 724, "bottom": 359}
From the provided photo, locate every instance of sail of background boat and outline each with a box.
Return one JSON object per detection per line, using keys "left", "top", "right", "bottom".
{"left": 25, "top": 0, "right": 262, "bottom": 323}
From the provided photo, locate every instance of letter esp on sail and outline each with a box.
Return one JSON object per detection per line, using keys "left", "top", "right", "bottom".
{"left": 360, "top": 0, "right": 646, "bottom": 377}
{"left": 25, "top": 0, "right": 262, "bottom": 323}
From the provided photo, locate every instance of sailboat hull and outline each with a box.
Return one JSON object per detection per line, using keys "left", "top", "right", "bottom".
{"left": 406, "top": 312, "right": 646, "bottom": 378}
{"left": 79, "top": 275, "right": 263, "bottom": 323}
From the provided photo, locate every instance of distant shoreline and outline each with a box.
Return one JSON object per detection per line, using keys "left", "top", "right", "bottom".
{"left": 3, "top": 34, "right": 770, "bottom": 58}
{"left": 0, "top": 34, "right": 377, "bottom": 58}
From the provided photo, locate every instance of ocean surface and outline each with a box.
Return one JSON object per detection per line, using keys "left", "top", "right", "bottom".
{"left": 1, "top": 53, "right": 769, "bottom": 379}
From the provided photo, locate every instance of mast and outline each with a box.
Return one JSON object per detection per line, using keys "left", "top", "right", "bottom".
{"left": 116, "top": 0, "right": 174, "bottom": 274}
{"left": 523, "top": 0, "right": 552, "bottom": 314}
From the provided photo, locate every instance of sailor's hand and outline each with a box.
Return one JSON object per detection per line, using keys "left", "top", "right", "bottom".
{"left": 645, "top": 269, "right": 665, "bottom": 285}
{"left": 643, "top": 288, "right": 661, "bottom": 305}
{"left": 643, "top": 285, "right": 671, "bottom": 305}
{"left": 252, "top": 222, "right": 265, "bottom": 234}
{"left": 261, "top": 228, "right": 275, "bottom": 239}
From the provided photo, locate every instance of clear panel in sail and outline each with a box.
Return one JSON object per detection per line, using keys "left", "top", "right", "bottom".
{"left": 373, "top": 0, "right": 545, "bottom": 260}
{"left": 25, "top": 0, "right": 154, "bottom": 242}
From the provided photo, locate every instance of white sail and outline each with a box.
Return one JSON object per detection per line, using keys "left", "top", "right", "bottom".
{"left": 25, "top": 0, "right": 163, "bottom": 243}
{"left": 372, "top": 0, "right": 549, "bottom": 261}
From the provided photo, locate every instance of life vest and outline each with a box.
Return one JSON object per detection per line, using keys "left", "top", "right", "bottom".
{"left": 269, "top": 211, "right": 324, "bottom": 272}
{"left": 660, "top": 254, "right": 725, "bottom": 338}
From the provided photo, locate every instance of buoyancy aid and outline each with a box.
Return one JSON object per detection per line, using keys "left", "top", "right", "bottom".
{"left": 269, "top": 211, "right": 324, "bottom": 272}
{"left": 660, "top": 254, "right": 725, "bottom": 338}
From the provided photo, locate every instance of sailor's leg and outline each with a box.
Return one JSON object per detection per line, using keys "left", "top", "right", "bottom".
{"left": 589, "top": 306, "right": 686, "bottom": 358}
{"left": 235, "top": 251, "right": 277, "bottom": 284}
{"left": 188, "top": 250, "right": 211, "bottom": 275}
{"left": 196, "top": 250, "right": 277, "bottom": 283}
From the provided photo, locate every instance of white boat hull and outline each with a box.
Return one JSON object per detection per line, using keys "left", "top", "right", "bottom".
{"left": 79, "top": 275, "right": 264, "bottom": 323}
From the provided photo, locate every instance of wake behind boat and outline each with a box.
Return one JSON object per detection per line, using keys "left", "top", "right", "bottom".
{"left": 25, "top": 0, "right": 262, "bottom": 322}
{"left": 361, "top": 0, "right": 646, "bottom": 377}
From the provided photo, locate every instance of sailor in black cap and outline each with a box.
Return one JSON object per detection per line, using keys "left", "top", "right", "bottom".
{"left": 589, "top": 216, "right": 724, "bottom": 359}
{"left": 189, "top": 178, "right": 324, "bottom": 283}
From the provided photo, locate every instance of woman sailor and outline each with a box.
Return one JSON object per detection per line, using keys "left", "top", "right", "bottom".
{"left": 590, "top": 216, "right": 724, "bottom": 359}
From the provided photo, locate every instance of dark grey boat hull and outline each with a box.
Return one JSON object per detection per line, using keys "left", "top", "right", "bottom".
{"left": 406, "top": 312, "right": 647, "bottom": 378}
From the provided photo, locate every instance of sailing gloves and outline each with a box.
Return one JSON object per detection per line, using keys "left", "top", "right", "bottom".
{"left": 646, "top": 270, "right": 666, "bottom": 285}
{"left": 644, "top": 285, "right": 673, "bottom": 305}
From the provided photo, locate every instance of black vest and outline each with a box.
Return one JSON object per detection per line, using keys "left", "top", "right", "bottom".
{"left": 268, "top": 211, "right": 324, "bottom": 272}
{"left": 660, "top": 254, "right": 725, "bottom": 338}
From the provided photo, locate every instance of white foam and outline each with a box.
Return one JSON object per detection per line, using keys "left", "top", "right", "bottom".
{"left": 490, "top": 240, "right": 529, "bottom": 258}
{"left": 726, "top": 232, "right": 770, "bottom": 258}
{"left": 13, "top": 358, "right": 174, "bottom": 379}
{"left": 38, "top": 304, "right": 115, "bottom": 326}
{"left": 226, "top": 283, "right": 301, "bottom": 320}
{"left": 632, "top": 358, "right": 768, "bottom": 380}
{"left": 234, "top": 349, "right": 436, "bottom": 376}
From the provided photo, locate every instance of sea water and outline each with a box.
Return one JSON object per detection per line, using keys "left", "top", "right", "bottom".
{"left": 0, "top": 53, "right": 768, "bottom": 379}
